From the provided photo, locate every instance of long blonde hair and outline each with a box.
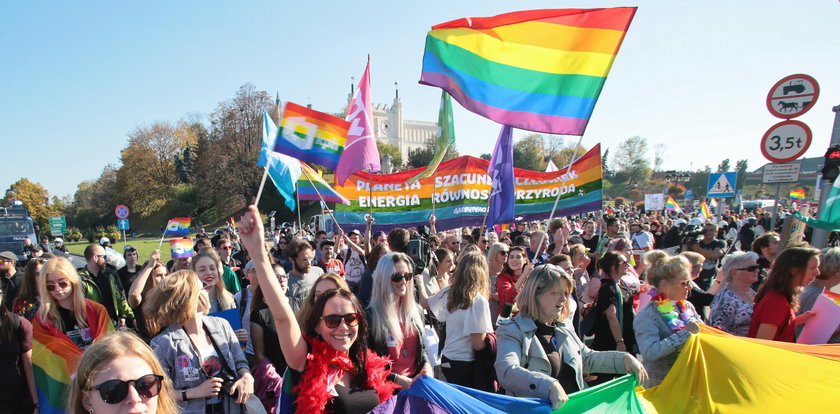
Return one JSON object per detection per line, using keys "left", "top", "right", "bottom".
{"left": 447, "top": 252, "right": 489, "bottom": 312}
{"left": 69, "top": 331, "right": 179, "bottom": 414}
{"left": 191, "top": 250, "right": 235, "bottom": 310}
{"left": 369, "top": 253, "right": 424, "bottom": 344}
{"left": 143, "top": 270, "right": 201, "bottom": 336}
{"left": 38, "top": 257, "right": 87, "bottom": 331}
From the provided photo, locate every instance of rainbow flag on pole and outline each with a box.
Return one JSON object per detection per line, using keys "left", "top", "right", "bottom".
{"left": 32, "top": 301, "right": 113, "bottom": 414}
{"left": 699, "top": 202, "right": 712, "bottom": 221}
{"left": 419, "top": 8, "right": 637, "bottom": 135}
{"left": 299, "top": 162, "right": 350, "bottom": 205}
{"left": 165, "top": 217, "right": 191, "bottom": 236}
{"left": 169, "top": 238, "right": 194, "bottom": 258}
{"left": 790, "top": 188, "right": 806, "bottom": 200}
{"left": 665, "top": 196, "right": 682, "bottom": 213}
{"left": 273, "top": 102, "right": 350, "bottom": 169}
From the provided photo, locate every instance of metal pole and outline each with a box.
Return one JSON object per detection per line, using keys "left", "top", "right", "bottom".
{"left": 811, "top": 105, "right": 840, "bottom": 248}
{"left": 771, "top": 182, "right": 781, "bottom": 231}
{"left": 717, "top": 197, "right": 723, "bottom": 224}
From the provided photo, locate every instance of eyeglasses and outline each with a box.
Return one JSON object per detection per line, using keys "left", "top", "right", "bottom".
{"left": 450, "top": 241, "right": 461, "bottom": 245}
{"left": 46, "top": 280, "right": 71, "bottom": 291}
{"left": 219, "top": 246, "right": 232, "bottom": 251}
{"left": 500, "top": 251, "right": 509, "bottom": 256}
{"left": 737, "top": 265, "right": 760, "bottom": 272}
{"left": 321, "top": 313, "right": 361, "bottom": 329}
{"left": 90, "top": 374, "right": 164, "bottom": 404}
{"left": 391, "top": 272, "right": 412, "bottom": 283}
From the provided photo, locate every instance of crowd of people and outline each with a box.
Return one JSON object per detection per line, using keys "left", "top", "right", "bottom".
{"left": 0, "top": 202, "right": 837, "bottom": 413}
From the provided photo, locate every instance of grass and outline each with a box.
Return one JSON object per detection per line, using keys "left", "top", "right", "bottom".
{"left": 65, "top": 238, "right": 175, "bottom": 264}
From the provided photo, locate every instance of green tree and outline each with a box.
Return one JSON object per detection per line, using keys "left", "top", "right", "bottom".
{"left": 479, "top": 153, "right": 491, "bottom": 160}
{"left": 735, "top": 159, "right": 749, "bottom": 190}
{"left": 717, "top": 158, "right": 731, "bottom": 173}
{"left": 376, "top": 141, "right": 403, "bottom": 171}
{"left": 406, "top": 139, "right": 459, "bottom": 169}
{"left": 653, "top": 143, "right": 666, "bottom": 171}
{"left": 2, "top": 178, "right": 62, "bottom": 234}
{"left": 513, "top": 134, "right": 546, "bottom": 171}
{"left": 614, "top": 136, "right": 651, "bottom": 187}
{"left": 67, "top": 165, "right": 119, "bottom": 230}
{"left": 602, "top": 148, "right": 612, "bottom": 178}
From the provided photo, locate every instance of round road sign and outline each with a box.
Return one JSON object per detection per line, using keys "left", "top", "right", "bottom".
{"left": 114, "top": 205, "right": 130, "bottom": 219}
{"left": 760, "top": 120, "right": 812, "bottom": 164}
{"left": 766, "top": 74, "right": 819, "bottom": 119}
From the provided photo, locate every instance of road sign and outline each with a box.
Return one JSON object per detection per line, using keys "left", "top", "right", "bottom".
{"left": 762, "top": 163, "right": 801, "bottom": 184}
{"left": 49, "top": 216, "right": 67, "bottom": 236}
{"left": 685, "top": 189, "right": 693, "bottom": 199}
{"left": 114, "top": 205, "right": 130, "bottom": 219}
{"left": 766, "top": 74, "right": 819, "bottom": 119}
{"left": 760, "top": 120, "right": 812, "bottom": 163}
{"left": 117, "top": 219, "right": 130, "bottom": 230}
{"left": 707, "top": 172, "right": 737, "bottom": 197}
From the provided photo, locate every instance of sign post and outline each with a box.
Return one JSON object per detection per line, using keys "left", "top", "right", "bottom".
{"left": 766, "top": 74, "right": 819, "bottom": 119}
{"left": 114, "top": 205, "right": 130, "bottom": 248}
{"left": 708, "top": 172, "right": 737, "bottom": 224}
{"left": 48, "top": 216, "right": 67, "bottom": 237}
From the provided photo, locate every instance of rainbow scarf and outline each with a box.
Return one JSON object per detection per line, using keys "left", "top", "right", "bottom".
{"left": 420, "top": 8, "right": 637, "bottom": 135}
{"left": 32, "top": 300, "right": 113, "bottom": 414}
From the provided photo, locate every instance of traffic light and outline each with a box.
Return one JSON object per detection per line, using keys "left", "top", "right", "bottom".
{"left": 822, "top": 144, "right": 840, "bottom": 182}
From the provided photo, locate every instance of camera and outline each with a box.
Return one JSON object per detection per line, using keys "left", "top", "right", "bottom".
{"left": 680, "top": 225, "right": 703, "bottom": 247}
{"left": 407, "top": 225, "right": 435, "bottom": 276}
{"left": 217, "top": 371, "right": 237, "bottom": 397}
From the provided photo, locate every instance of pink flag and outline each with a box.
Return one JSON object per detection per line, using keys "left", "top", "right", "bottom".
{"left": 335, "top": 58, "right": 381, "bottom": 185}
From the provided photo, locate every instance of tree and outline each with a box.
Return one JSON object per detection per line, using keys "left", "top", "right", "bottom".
{"left": 653, "top": 143, "right": 667, "bottom": 171}
{"left": 602, "top": 148, "right": 612, "bottom": 178}
{"left": 3, "top": 178, "right": 62, "bottom": 234}
{"left": 67, "top": 165, "right": 119, "bottom": 230}
{"left": 479, "top": 153, "right": 491, "bottom": 160}
{"left": 717, "top": 158, "right": 731, "bottom": 173}
{"left": 735, "top": 159, "right": 749, "bottom": 190}
{"left": 513, "top": 134, "right": 546, "bottom": 171}
{"left": 406, "top": 139, "right": 459, "bottom": 169}
{"left": 614, "top": 136, "right": 651, "bottom": 187}
{"left": 376, "top": 141, "right": 403, "bottom": 171}
{"left": 667, "top": 184, "right": 686, "bottom": 199}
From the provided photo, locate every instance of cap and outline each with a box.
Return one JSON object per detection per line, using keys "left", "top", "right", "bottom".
{"left": 99, "top": 237, "right": 110, "bottom": 246}
{"left": 243, "top": 260, "right": 256, "bottom": 273}
{"left": 0, "top": 251, "right": 17, "bottom": 261}
{"left": 54, "top": 237, "right": 63, "bottom": 244}
{"left": 688, "top": 217, "right": 705, "bottom": 226}
{"left": 348, "top": 229, "right": 361, "bottom": 236}
{"left": 675, "top": 219, "right": 687, "bottom": 226}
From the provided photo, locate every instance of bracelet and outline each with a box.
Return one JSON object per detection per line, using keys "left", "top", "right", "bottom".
{"left": 615, "top": 339, "right": 624, "bottom": 343}
{"left": 182, "top": 390, "right": 189, "bottom": 401}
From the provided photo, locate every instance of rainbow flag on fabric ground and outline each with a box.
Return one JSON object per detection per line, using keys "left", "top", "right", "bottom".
{"left": 664, "top": 196, "right": 682, "bottom": 213}
{"left": 32, "top": 301, "right": 113, "bottom": 414}
{"left": 299, "top": 162, "right": 350, "bottom": 205}
{"left": 420, "top": 8, "right": 637, "bottom": 135}
{"left": 165, "top": 217, "right": 191, "bottom": 236}
{"left": 790, "top": 188, "right": 806, "bottom": 200}
{"left": 273, "top": 102, "right": 351, "bottom": 170}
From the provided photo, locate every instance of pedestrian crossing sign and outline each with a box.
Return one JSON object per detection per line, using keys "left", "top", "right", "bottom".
{"left": 707, "top": 172, "right": 736, "bottom": 197}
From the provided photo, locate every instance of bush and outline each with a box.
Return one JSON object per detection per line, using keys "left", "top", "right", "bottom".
{"left": 106, "top": 225, "right": 121, "bottom": 242}
{"left": 614, "top": 197, "right": 626, "bottom": 207}
{"left": 64, "top": 227, "right": 83, "bottom": 242}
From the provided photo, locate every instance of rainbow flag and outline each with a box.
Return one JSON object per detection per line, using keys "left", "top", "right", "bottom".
{"left": 419, "top": 8, "right": 637, "bottom": 135}
{"left": 273, "top": 102, "right": 351, "bottom": 169}
{"left": 664, "top": 196, "right": 682, "bottom": 213}
{"left": 165, "top": 217, "right": 191, "bottom": 236}
{"left": 790, "top": 188, "right": 806, "bottom": 200}
{"left": 299, "top": 162, "right": 350, "bottom": 205}
{"left": 169, "top": 238, "right": 194, "bottom": 258}
{"left": 699, "top": 202, "right": 712, "bottom": 221}
{"left": 32, "top": 300, "right": 113, "bottom": 414}
{"left": 709, "top": 198, "right": 718, "bottom": 209}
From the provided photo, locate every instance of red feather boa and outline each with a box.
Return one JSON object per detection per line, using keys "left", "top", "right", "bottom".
{"left": 292, "top": 336, "right": 398, "bottom": 413}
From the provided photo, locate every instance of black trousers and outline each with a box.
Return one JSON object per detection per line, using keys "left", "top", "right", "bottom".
{"left": 441, "top": 356, "right": 477, "bottom": 389}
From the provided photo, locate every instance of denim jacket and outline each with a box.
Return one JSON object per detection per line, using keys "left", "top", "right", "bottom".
{"left": 150, "top": 315, "right": 250, "bottom": 414}
{"left": 495, "top": 313, "right": 626, "bottom": 399}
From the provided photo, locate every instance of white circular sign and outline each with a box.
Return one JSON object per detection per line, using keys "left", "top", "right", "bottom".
{"left": 766, "top": 74, "right": 819, "bottom": 119}
{"left": 760, "top": 120, "right": 812, "bottom": 163}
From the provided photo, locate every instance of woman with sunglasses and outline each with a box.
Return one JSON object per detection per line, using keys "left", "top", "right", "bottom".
{"left": 12, "top": 257, "right": 47, "bottom": 320}
{"left": 237, "top": 205, "right": 398, "bottom": 413}
{"left": 33, "top": 257, "right": 113, "bottom": 412}
{"left": 69, "top": 331, "right": 178, "bottom": 414}
{"left": 296, "top": 273, "right": 350, "bottom": 331}
{"left": 496, "top": 246, "right": 534, "bottom": 317}
{"left": 749, "top": 247, "right": 820, "bottom": 342}
{"left": 146, "top": 270, "right": 256, "bottom": 414}
{"left": 496, "top": 264, "right": 645, "bottom": 410}
{"left": 127, "top": 250, "right": 168, "bottom": 340}
{"left": 707, "top": 252, "right": 759, "bottom": 336}
{"left": 367, "top": 253, "right": 431, "bottom": 389}
{"left": 428, "top": 251, "right": 494, "bottom": 389}
{"left": 633, "top": 251, "right": 702, "bottom": 387}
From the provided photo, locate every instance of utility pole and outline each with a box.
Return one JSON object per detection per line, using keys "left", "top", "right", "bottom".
{"left": 810, "top": 105, "right": 840, "bottom": 248}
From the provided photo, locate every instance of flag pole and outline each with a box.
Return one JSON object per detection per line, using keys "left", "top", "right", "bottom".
{"left": 368, "top": 169, "right": 374, "bottom": 221}
{"left": 254, "top": 166, "right": 270, "bottom": 207}
{"left": 302, "top": 169, "right": 346, "bottom": 235}
{"left": 535, "top": 136, "right": 584, "bottom": 256}
{"left": 296, "top": 190, "right": 303, "bottom": 237}
{"left": 157, "top": 224, "right": 168, "bottom": 250}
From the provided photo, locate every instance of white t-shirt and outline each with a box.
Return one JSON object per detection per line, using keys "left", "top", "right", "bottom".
{"left": 427, "top": 287, "right": 494, "bottom": 362}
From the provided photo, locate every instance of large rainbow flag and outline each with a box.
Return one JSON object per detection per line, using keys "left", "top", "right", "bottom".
{"left": 299, "top": 162, "right": 350, "bottom": 205}
{"left": 419, "top": 8, "right": 637, "bottom": 135}
{"left": 32, "top": 301, "right": 113, "bottom": 414}
{"left": 273, "top": 102, "right": 350, "bottom": 169}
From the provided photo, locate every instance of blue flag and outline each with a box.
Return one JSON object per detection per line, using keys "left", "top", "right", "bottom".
{"left": 260, "top": 112, "right": 301, "bottom": 210}
{"left": 486, "top": 125, "right": 515, "bottom": 229}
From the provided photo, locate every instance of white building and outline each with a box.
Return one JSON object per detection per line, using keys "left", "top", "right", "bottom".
{"left": 371, "top": 94, "right": 437, "bottom": 161}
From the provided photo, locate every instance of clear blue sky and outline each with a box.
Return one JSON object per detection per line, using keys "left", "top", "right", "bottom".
{"left": 2, "top": 1, "right": 839, "bottom": 199}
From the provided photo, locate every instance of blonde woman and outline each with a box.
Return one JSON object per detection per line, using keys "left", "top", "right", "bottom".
{"left": 146, "top": 270, "right": 255, "bottom": 413}
{"left": 428, "top": 251, "right": 494, "bottom": 389}
{"left": 69, "top": 331, "right": 179, "bottom": 414}
{"left": 367, "top": 253, "right": 431, "bottom": 389}
{"left": 496, "top": 264, "right": 645, "bottom": 410}
{"left": 191, "top": 250, "right": 236, "bottom": 312}
{"left": 32, "top": 257, "right": 112, "bottom": 412}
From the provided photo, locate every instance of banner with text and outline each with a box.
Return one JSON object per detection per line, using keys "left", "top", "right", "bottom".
{"left": 334, "top": 144, "right": 602, "bottom": 232}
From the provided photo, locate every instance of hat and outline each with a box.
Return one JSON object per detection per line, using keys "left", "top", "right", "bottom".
{"left": 54, "top": 238, "right": 63, "bottom": 244}
{"left": 675, "top": 219, "right": 687, "bottom": 226}
{"left": 99, "top": 237, "right": 111, "bottom": 246}
{"left": 348, "top": 229, "right": 361, "bottom": 236}
{"left": 0, "top": 251, "right": 17, "bottom": 261}
{"left": 243, "top": 260, "right": 256, "bottom": 273}
{"left": 688, "top": 217, "right": 704, "bottom": 226}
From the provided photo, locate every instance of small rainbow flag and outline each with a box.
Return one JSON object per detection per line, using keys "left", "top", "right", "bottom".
{"left": 273, "top": 102, "right": 350, "bottom": 170}
{"left": 419, "top": 8, "right": 637, "bottom": 135}
{"left": 32, "top": 300, "right": 113, "bottom": 414}
{"left": 699, "top": 202, "right": 711, "bottom": 221}
{"left": 665, "top": 196, "right": 682, "bottom": 213}
{"left": 790, "top": 188, "right": 806, "bottom": 200}
{"left": 165, "top": 217, "right": 191, "bottom": 236}
{"left": 299, "top": 162, "right": 350, "bottom": 205}
{"left": 169, "top": 238, "right": 194, "bottom": 258}
{"left": 709, "top": 198, "right": 718, "bottom": 209}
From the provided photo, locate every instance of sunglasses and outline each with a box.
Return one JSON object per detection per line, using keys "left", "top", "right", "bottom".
{"left": 90, "top": 374, "right": 164, "bottom": 404}
{"left": 737, "top": 265, "right": 760, "bottom": 272}
{"left": 500, "top": 251, "right": 509, "bottom": 256}
{"left": 391, "top": 272, "right": 412, "bottom": 283}
{"left": 321, "top": 313, "right": 361, "bottom": 329}
{"left": 95, "top": 254, "right": 107, "bottom": 259}
{"left": 46, "top": 280, "right": 71, "bottom": 291}
{"left": 219, "top": 246, "right": 232, "bottom": 250}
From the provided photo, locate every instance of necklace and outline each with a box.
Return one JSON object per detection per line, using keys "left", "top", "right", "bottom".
{"left": 653, "top": 293, "right": 699, "bottom": 332}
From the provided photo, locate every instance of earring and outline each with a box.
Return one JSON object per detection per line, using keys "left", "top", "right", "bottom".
{"left": 89, "top": 410, "right": 95, "bottom": 414}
